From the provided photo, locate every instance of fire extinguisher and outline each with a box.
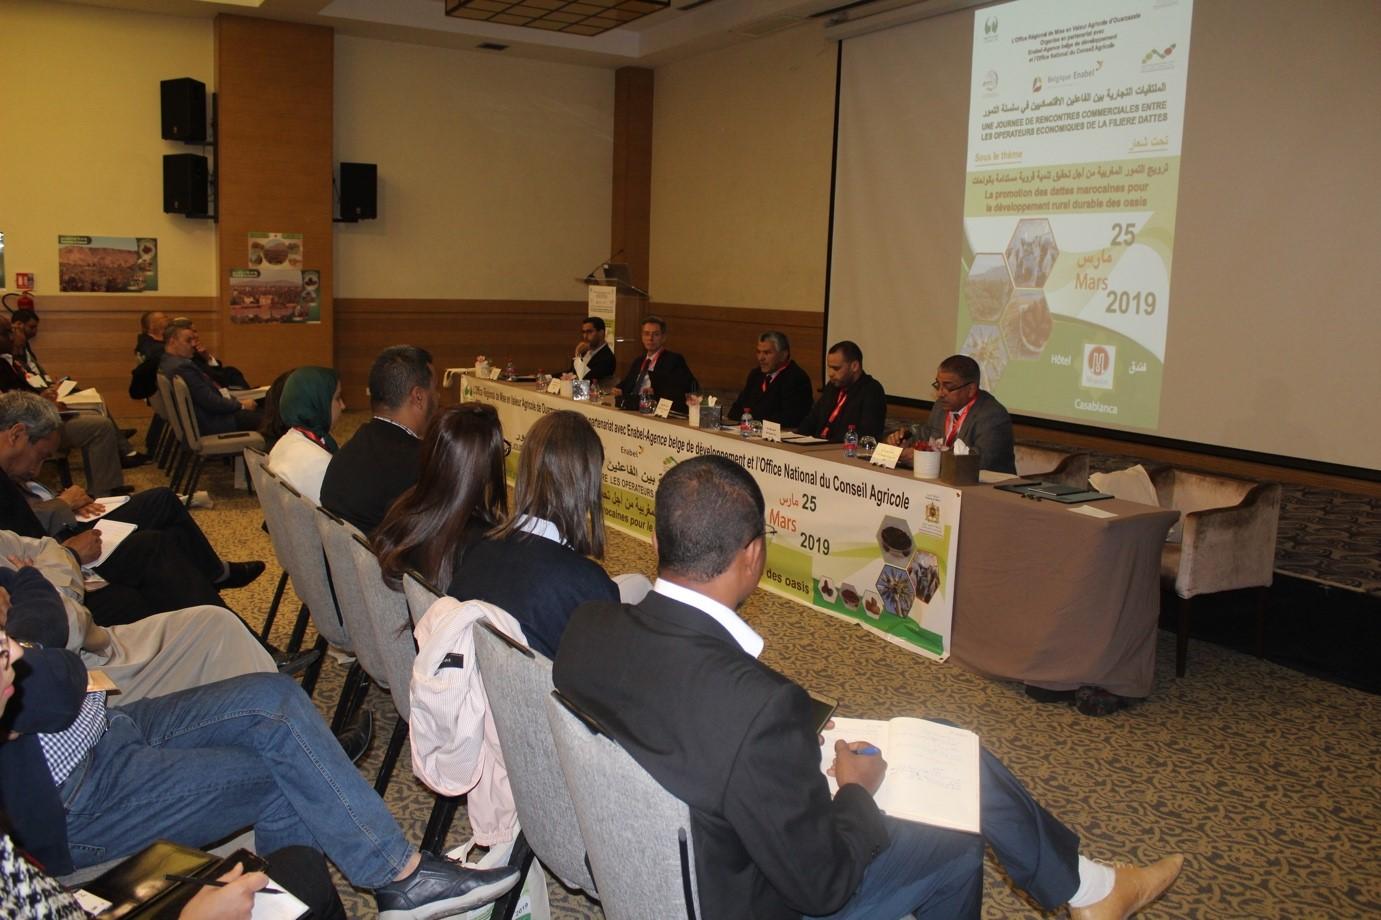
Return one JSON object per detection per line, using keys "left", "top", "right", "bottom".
{"left": 1, "top": 290, "right": 34, "bottom": 314}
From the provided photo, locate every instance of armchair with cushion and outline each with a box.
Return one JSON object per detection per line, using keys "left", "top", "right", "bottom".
{"left": 1014, "top": 444, "right": 1091, "bottom": 489}
{"left": 1148, "top": 465, "right": 1281, "bottom": 677}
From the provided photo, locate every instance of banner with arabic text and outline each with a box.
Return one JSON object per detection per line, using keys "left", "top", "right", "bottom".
{"left": 462, "top": 377, "right": 962, "bottom": 660}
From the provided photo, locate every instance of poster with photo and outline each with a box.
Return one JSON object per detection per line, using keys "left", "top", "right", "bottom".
{"left": 229, "top": 268, "right": 320, "bottom": 324}
{"left": 247, "top": 231, "right": 304, "bottom": 270}
{"left": 57, "top": 236, "right": 157, "bottom": 292}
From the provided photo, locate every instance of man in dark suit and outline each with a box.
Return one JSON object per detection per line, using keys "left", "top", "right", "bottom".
{"left": 611, "top": 315, "right": 697, "bottom": 414}
{"left": 554, "top": 455, "right": 1182, "bottom": 920}
{"left": 570, "top": 315, "right": 616, "bottom": 382}
{"left": 321, "top": 345, "right": 435, "bottom": 535}
{"left": 889, "top": 354, "right": 1016, "bottom": 474}
{"left": 159, "top": 323, "right": 261, "bottom": 434}
{"left": 797, "top": 340, "right": 887, "bottom": 442}
{"left": 727, "top": 330, "right": 814, "bottom": 428}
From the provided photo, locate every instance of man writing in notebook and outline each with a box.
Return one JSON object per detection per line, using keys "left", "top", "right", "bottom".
{"left": 554, "top": 455, "right": 1181, "bottom": 920}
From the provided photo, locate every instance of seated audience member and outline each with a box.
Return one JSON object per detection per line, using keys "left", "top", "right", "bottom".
{"left": 728, "top": 331, "right": 815, "bottom": 429}
{"left": 554, "top": 455, "right": 1183, "bottom": 920}
{"left": 449, "top": 411, "right": 618, "bottom": 658}
{"left": 611, "top": 316, "right": 698, "bottom": 414}
{"left": 0, "top": 324, "right": 144, "bottom": 493}
{"left": 0, "top": 536, "right": 277, "bottom": 705}
{"left": 375, "top": 403, "right": 507, "bottom": 590}
{"left": 0, "top": 638, "right": 520, "bottom": 914}
{"left": 796, "top": 339, "right": 886, "bottom": 442}
{"left": 134, "top": 309, "right": 169, "bottom": 363}
{"left": 0, "top": 631, "right": 347, "bottom": 920}
{"left": 322, "top": 346, "right": 436, "bottom": 535}
{"left": 160, "top": 322, "right": 260, "bottom": 434}
{"left": 0, "top": 393, "right": 263, "bottom": 627}
{"left": 10, "top": 309, "right": 48, "bottom": 385}
{"left": 570, "top": 315, "right": 616, "bottom": 382}
{"left": 265, "top": 367, "right": 344, "bottom": 505}
{"left": 887, "top": 353, "right": 1016, "bottom": 475}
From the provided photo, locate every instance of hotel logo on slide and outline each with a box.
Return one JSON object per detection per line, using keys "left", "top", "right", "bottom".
{"left": 1082, "top": 345, "right": 1116, "bottom": 389}
{"left": 983, "top": 16, "right": 999, "bottom": 40}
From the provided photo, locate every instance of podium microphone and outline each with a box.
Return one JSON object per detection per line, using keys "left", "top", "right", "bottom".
{"left": 582, "top": 248, "right": 624, "bottom": 283}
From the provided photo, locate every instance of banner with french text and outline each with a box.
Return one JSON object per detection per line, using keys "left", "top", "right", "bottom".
{"left": 960, "top": 0, "right": 1193, "bottom": 429}
{"left": 462, "top": 377, "right": 963, "bottom": 660}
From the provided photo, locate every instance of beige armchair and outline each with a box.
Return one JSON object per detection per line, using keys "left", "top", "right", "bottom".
{"left": 1014, "top": 444, "right": 1091, "bottom": 488}
{"left": 1147, "top": 466, "right": 1282, "bottom": 677}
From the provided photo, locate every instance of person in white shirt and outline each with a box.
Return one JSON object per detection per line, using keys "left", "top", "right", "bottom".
{"left": 266, "top": 367, "right": 344, "bottom": 505}
{"left": 571, "top": 315, "right": 615, "bottom": 382}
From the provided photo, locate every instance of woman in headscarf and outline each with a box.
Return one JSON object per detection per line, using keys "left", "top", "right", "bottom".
{"left": 265, "top": 366, "right": 344, "bottom": 504}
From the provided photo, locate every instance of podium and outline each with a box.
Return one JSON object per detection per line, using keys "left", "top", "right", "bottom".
{"left": 581, "top": 261, "right": 647, "bottom": 382}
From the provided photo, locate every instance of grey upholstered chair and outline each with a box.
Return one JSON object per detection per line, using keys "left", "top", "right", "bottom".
{"left": 545, "top": 690, "right": 702, "bottom": 920}
{"left": 243, "top": 447, "right": 292, "bottom": 644}
{"left": 169, "top": 374, "right": 263, "bottom": 498}
{"left": 1147, "top": 465, "right": 1282, "bottom": 676}
{"left": 1014, "top": 444, "right": 1091, "bottom": 489}
{"left": 473, "top": 622, "right": 598, "bottom": 898}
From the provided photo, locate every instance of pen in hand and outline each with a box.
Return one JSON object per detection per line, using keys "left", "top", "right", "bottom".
{"left": 854, "top": 745, "right": 882, "bottom": 756}
{"left": 164, "top": 873, "right": 284, "bottom": 894}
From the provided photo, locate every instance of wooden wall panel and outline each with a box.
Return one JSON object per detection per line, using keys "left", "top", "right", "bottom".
{"left": 215, "top": 15, "right": 333, "bottom": 387}
{"left": 334, "top": 299, "right": 588, "bottom": 404}
{"left": 29, "top": 295, "right": 217, "bottom": 417}
{"left": 612, "top": 67, "right": 653, "bottom": 293}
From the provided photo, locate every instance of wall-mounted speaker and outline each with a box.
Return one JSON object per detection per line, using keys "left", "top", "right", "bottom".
{"left": 161, "top": 77, "right": 207, "bottom": 143}
{"left": 163, "top": 154, "right": 209, "bottom": 215}
{"left": 339, "top": 162, "right": 378, "bottom": 221}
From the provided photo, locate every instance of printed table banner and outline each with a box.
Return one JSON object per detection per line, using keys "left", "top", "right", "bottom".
{"left": 462, "top": 377, "right": 963, "bottom": 661}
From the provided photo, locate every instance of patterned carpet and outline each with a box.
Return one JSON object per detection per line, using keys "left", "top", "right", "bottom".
{"left": 91, "top": 416, "right": 1381, "bottom": 918}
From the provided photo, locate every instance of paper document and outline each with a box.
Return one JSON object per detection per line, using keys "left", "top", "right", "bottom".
{"left": 821, "top": 717, "right": 980, "bottom": 834}
{"left": 231, "top": 385, "right": 270, "bottom": 401}
{"left": 57, "top": 379, "right": 80, "bottom": 398}
{"left": 76, "top": 494, "right": 132, "bottom": 521}
{"left": 252, "top": 882, "right": 310, "bottom": 920}
{"left": 782, "top": 434, "right": 831, "bottom": 445}
{"left": 1069, "top": 503, "right": 1117, "bottom": 519}
{"left": 86, "top": 518, "right": 138, "bottom": 569}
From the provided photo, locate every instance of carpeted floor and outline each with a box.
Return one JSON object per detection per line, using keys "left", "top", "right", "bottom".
{"left": 91, "top": 417, "right": 1381, "bottom": 918}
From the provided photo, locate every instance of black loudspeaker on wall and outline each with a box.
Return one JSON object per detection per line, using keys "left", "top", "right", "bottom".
{"left": 161, "top": 77, "right": 207, "bottom": 143}
{"left": 339, "top": 162, "right": 378, "bottom": 221}
{"left": 163, "top": 154, "right": 209, "bottom": 215}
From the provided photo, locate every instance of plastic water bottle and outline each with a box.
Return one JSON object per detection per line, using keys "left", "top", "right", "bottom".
{"left": 740, "top": 410, "right": 754, "bottom": 440}
{"left": 534, "top": 369, "right": 546, "bottom": 390}
{"left": 503, "top": 358, "right": 515, "bottom": 380}
{"left": 843, "top": 424, "right": 859, "bottom": 458}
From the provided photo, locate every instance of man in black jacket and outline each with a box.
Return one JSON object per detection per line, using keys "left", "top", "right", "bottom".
{"left": 159, "top": 323, "right": 260, "bottom": 434}
{"left": 321, "top": 345, "right": 435, "bottom": 535}
{"left": 727, "top": 330, "right": 814, "bottom": 428}
{"left": 570, "top": 315, "right": 616, "bottom": 382}
{"left": 796, "top": 340, "right": 887, "bottom": 442}
{"left": 554, "top": 455, "right": 1182, "bottom": 920}
{"left": 611, "top": 316, "right": 698, "bottom": 414}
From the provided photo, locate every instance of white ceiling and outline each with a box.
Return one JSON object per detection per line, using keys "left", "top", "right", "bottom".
{"left": 61, "top": 0, "right": 944, "bottom": 67}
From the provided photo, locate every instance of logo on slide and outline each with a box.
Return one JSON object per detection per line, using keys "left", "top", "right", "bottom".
{"left": 1142, "top": 43, "right": 1179, "bottom": 72}
{"left": 982, "top": 70, "right": 999, "bottom": 93}
{"left": 1082, "top": 345, "right": 1116, "bottom": 389}
{"left": 984, "top": 17, "right": 999, "bottom": 37}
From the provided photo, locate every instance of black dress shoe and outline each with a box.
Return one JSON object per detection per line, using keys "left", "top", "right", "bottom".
{"left": 218, "top": 560, "right": 267, "bottom": 589}
{"left": 336, "top": 709, "right": 374, "bottom": 764}
{"left": 272, "top": 647, "right": 322, "bottom": 676}
{"left": 120, "top": 452, "right": 151, "bottom": 469}
{"left": 374, "top": 852, "right": 520, "bottom": 920}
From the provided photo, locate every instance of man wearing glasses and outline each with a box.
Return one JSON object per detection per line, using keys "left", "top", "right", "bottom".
{"left": 890, "top": 354, "right": 1015, "bottom": 474}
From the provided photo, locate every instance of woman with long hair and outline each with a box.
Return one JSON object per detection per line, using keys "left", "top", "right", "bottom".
{"left": 373, "top": 402, "right": 508, "bottom": 590}
{"left": 265, "top": 366, "right": 344, "bottom": 504}
{"left": 449, "top": 410, "right": 618, "bottom": 658}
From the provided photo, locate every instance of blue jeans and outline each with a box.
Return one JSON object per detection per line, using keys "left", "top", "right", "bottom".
{"left": 809, "top": 743, "right": 1081, "bottom": 919}
{"left": 60, "top": 672, "right": 413, "bottom": 889}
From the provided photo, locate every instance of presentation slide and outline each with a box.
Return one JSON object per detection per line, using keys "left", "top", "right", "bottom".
{"left": 958, "top": 0, "right": 1193, "bottom": 429}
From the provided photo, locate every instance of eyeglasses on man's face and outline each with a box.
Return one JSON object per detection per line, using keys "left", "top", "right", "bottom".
{"left": 931, "top": 378, "right": 974, "bottom": 394}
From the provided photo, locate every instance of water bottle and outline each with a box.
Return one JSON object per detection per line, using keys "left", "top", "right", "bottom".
{"left": 503, "top": 358, "right": 515, "bottom": 380}
{"left": 534, "top": 369, "right": 546, "bottom": 391}
{"left": 843, "top": 424, "right": 859, "bottom": 458}
{"left": 740, "top": 410, "right": 754, "bottom": 440}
